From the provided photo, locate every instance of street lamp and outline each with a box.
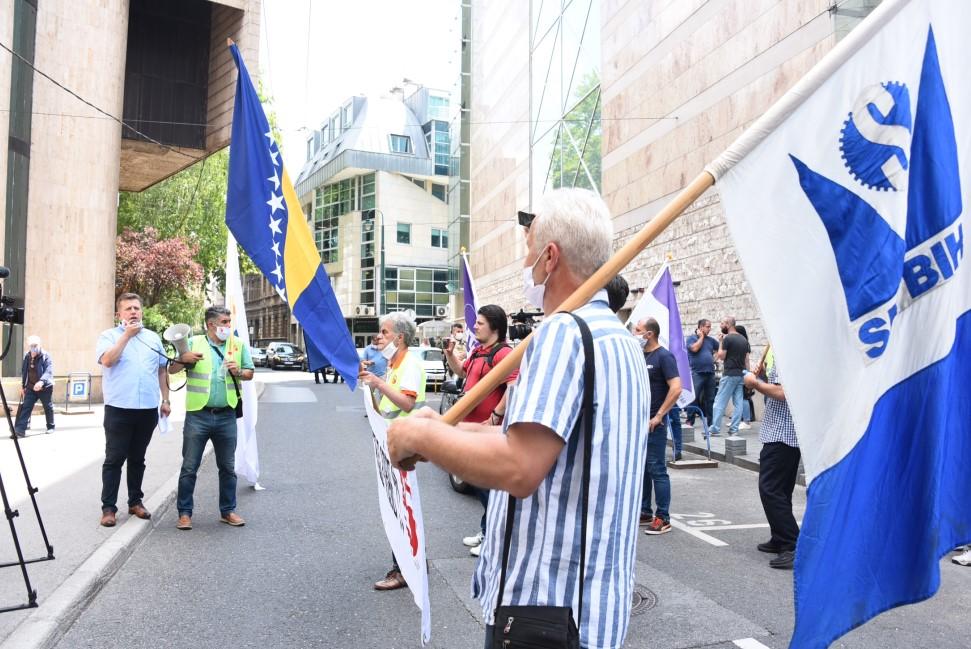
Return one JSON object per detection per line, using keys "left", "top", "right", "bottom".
{"left": 362, "top": 208, "right": 387, "bottom": 316}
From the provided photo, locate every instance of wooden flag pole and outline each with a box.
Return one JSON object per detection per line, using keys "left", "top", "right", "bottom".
{"left": 441, "top": 171, "right": 715, "bottom": 425}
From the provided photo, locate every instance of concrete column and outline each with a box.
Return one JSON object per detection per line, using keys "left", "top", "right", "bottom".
{"left": 21, "top": 0, "right": 130, "bottom": 398}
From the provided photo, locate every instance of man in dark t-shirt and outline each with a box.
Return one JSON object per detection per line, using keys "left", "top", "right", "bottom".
{"left": 685, "top": 319, "right": 719, "bottom": 426}
{"left": 709, "top": 316, "right": 751, "bottom": 436}
{"left": 633, "top": 317, "right": 682, "bottom": 535}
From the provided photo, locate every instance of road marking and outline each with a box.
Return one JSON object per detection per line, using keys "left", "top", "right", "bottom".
{"left": 733, "top": 638, "right": 772, "bottom": 649}
{"left": 667, "top": 517, "right": 728, "bottom": 546}
{"left": 702, "top": 523, "right": 770, "bottom": 531}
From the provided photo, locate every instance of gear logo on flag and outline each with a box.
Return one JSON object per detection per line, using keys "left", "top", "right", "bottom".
{"left": 839, "top": 81, "right": 912, "bottom": 192}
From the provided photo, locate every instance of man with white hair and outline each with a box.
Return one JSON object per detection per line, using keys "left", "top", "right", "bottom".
{"left": 386, "top": 188, "right": 651, "bottom": 649}
{"left": 360, "top": 310, "right": 426, "bottom": 591}
{"left": 14, "top": 335, "right": 55, "bottom": 437}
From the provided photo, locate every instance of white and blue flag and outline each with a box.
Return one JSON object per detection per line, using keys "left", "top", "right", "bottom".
{"left": 709, "top": 0, "right": 970, "bottom": 646}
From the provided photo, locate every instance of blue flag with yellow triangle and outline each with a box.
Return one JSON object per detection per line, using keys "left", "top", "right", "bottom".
{"left": 225, "top": 43, "right": 359, "bottom": 389}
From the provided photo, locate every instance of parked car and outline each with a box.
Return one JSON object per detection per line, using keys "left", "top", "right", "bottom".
{"left": 250, "top": 346, "right": 267, "bottom": 367}
{"left": 265, "top": 342, "right": 308, "bottom": 371}
{"left": 408, "top": 346, "right": 446, "bottom": 389}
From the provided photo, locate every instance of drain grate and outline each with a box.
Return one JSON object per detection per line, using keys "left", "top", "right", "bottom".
{"left": 630, "top": 585, "right": 657, "bottom": 615}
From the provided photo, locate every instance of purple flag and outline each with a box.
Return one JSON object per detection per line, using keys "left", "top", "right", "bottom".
{"left": 461, "top": 253, "right": 479, "bottom": 354}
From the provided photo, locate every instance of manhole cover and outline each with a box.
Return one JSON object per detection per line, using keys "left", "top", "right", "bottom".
{"left": 630, "top": 586, "right": 657, "bottom": 615}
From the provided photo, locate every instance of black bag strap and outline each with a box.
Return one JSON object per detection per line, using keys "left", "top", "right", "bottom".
{"left": 210, "top": 342, "right": 242, "bottom": 399}
{"left": 495, "top": 312, "right": 595, "bottom": 623}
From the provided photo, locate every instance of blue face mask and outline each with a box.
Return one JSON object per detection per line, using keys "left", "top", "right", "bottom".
{"left": 29, "top": 345, "right": 40, "bottom": 354}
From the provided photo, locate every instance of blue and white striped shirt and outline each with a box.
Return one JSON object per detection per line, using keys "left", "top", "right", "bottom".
{"left": 472, "top": 292, "right": 651, "bottom": 649}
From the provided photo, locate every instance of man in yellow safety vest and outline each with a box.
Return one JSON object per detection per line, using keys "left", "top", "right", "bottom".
{"left": 168, "top": 306, "right": 254, "bottom": 531}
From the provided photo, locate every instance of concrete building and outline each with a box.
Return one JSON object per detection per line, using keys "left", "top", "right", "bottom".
{"left": 255, "top": 86, "right": 455, "bottom": 350}
{"left": 468, "top": 0, "right": 882, "bottom": 349}
{"left": 0, "top": 0, "right": 260, "bottom": 399}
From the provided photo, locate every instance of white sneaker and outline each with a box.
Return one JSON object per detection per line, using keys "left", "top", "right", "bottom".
{"left": 462, "top": 531, "right": 484, "bottom": 547}
{"left": 470, "top": 544, "right": 482, "bottom": 557}
{"left": 953, "top": 548, "right": 971, "bottom": 566}
{"left": 738, "top": 421, "right": 752, "bottom": 430}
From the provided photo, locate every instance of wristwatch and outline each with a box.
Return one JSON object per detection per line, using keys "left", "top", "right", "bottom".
{"left": 161, "top": 399, "right": 171, "bottom": 405}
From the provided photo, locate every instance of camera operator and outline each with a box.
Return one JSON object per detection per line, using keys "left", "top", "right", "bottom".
{"left": 95, "top": 292, "right": 171, "bottom": 527}
{"left": 444, "top": 305, "right": 519, "bottom": 557}
{"left": 13, "top": 335, "right": 55, "bottom": 437}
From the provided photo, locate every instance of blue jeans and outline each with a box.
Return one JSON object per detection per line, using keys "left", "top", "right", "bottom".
{"left": 14, "top": 385, "right": 54, "bottom": 433}
{"left": 668, "top": 407, "right": 682, "bottom": 455}
{"left": 473, "top": 486, "right": 489, "bottom": 534}
{"left": 641, "top": 424, "right": 671, "bottom": 521}
{"left": 710, "top": 375, "right": 744, "bottom": 434}
{"left": 177, "top": 408, "right": 238, "bottom": 516}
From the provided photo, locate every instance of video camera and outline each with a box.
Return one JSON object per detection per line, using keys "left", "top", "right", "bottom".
{"left": 0, "top": 266, "right": 24, "bottom": 325}
{"left": 507, "top": 309, "right": 543, "bottom": 341}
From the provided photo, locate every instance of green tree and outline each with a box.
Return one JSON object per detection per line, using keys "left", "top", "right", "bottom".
{"left": 549, "top": 71, "right": 602, "bottom": 192}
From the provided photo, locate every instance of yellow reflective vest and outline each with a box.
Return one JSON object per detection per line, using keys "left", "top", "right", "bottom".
{"left": 185, "top": 335, "right": 244, "bottom": 411}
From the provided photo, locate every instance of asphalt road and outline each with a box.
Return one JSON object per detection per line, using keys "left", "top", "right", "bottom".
{"left": 55, "top": 370, "right": 971, "bottom": 648}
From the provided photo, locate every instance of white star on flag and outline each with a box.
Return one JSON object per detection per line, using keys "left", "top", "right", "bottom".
{"left": 274, "top": 285, "right": 287, "bottom": 302}
{"left": 269, "top": 216, "right": 282, "bottom": 235}
{"left": 271, "top": 240, "right": 281, "bottom": 257}
{"left": 264, "top": 129, "right": 274, "bottom": 144}
{"left": 271, "top": 263, "right": 283, "bottom": 283}
{"left": 269, "top": 149, "right": 280, "bottom": 166}
{"left": 267, "top": 193, "right": 284, "bottom": 214}
{"left": 268, "top": 172, "right": 280, "bottom": 191}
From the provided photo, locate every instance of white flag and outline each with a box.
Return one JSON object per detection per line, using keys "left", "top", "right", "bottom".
{"left": 226, "top": 232, "right": 261, "bottom": 486}
{"left": 709, "top": 1, "right": 971, "bottom": 645}
{"left": 363, "top": 389, "right": 431, "bottom": 645}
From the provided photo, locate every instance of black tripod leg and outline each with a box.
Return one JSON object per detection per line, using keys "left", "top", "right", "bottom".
{"left": 0, "top": 381, "right": 54, "bottom": 560}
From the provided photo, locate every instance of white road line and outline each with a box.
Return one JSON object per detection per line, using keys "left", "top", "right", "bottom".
{"left": 733, "top": 638, "right": 773, "bottom": 649}
{"left": 667, "top": 517, "right": 728, "bottom": 546}
{"left": 700, "top": 523, "right": 770, "bottom": 531}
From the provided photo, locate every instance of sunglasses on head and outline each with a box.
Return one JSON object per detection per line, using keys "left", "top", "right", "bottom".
{"left": 517, "top": 210, "right": 535, "bottom": 229}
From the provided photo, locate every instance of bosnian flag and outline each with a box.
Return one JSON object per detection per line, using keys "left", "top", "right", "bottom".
{"left": 460, "top": 251, "right": 479, "bottom": 354}
{"left": 625, "top": 265, "right": 694, "bottom": 408}
{"left": 708, "top": 0, "right": 970, "bottom": 645}
{"left": 225, "top": 43, "right": 359, "bottom": 389}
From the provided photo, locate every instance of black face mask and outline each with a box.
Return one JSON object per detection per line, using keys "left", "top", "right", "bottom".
{"left": 721, "top": 326, "right": 729, "bottom": 335}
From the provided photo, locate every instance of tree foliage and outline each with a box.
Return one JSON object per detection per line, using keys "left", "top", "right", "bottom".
{"left": 549, "top": 71, "right": 602, "bottom": 192}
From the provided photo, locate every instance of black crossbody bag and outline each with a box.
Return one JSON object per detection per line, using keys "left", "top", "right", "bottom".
{"left": 491, "top": 313, "right": 595, "bottom": 649}
{"left": 211, "top": 344, "right": 244, "bottom": 419}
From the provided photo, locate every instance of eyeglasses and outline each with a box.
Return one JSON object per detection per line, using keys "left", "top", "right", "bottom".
{"left": 517, "top": 210, "right": 535, "bottom": 229}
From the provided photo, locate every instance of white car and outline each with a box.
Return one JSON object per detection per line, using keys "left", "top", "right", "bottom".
{"left": 408, "top": 346, "right": 446, "bottom": 388}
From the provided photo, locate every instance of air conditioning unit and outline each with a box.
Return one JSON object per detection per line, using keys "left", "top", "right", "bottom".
{"left": 365, "top": 306, "right": 375, "bottom": 316}
{"left": 355, "top": 305, "right": 376, "bottom": 317}
{"left": 434, "top": 305, "right": 448, "bottom": 318}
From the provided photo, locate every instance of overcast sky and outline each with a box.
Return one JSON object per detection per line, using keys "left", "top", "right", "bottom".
{"left": 259, "top": 0, "right": 461, "bottom": 173}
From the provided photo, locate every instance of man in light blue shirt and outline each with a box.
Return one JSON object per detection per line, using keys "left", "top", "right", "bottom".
{"left": 95, "top": 292, "right": 170, "bottom": 527}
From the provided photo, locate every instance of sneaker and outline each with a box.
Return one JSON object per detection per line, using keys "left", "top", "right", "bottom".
{"left": 739, "top": 421, "right": 752, "bottom": 430}
{"left": 46, "top": 427, "right": 54, "bottom": 434}
{"left": 706, "top": 429, "right": 720, "bottom": 438}
{"left": 953, "top": 548, "right": 971, "bottom": 566}
{"left": 462, "top": 531, "right": 484, "bottom": 547}
{"left": 639, "top": 512, "right": 653, "bottom": 526}
{"left": 769, "top": 550, "right": 795, "bottom": 569}
{"left": 469, "top": 544, "right": 481, "bottom": 558}
{"left": 674, "top": 452, "right": 683, "bottom": 462}
{"left": 644, "top": 517, "right": 671, "bottom": 535}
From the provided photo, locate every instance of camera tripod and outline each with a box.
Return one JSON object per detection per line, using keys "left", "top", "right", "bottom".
{"left": 0, "top": 323, "right": 55, "bottom": 613}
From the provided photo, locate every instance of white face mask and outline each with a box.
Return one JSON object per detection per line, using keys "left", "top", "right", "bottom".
{"left": 523, "top": 247, "right": 550, "bottom": 310}
{"left": 29, "top": 345, "right": 40, "bottom": 354}
{"left": 215, "top": 326, "right": 232, "bottom": 342}
{"left": 381, "top": 338, "right": 398, "bottom": 360}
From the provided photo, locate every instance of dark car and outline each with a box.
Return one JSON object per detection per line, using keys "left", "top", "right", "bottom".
{"left": 250, "top": 346, "right": 267, "bottom": 367}
{"left": 266, "top": 342, "right": 308, "bottom": 371}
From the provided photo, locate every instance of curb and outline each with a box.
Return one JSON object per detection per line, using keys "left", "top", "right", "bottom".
{"left": 681, "top": 441, "right": 806, "bottom": 487}
{"left": 3, "top": 446, "right": 212, "bottom": 649}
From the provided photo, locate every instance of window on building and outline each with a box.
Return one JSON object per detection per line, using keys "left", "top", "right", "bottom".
{"left": 431, "top": 228, "right": 448, "bottom": 248}
{"left": 431, "top": 183, "right": 447, "bottom": 202}
{"left": 321, "top": 124, "right": 330, "bottom": 144}
{"left": 428, "top": 94, "right": 450, "bottom": 121}
{"left": 306, "top": 138, "right": 313, "bottom": 161}
{"left": 389, "top": 134, "right": 412, "bottom": 154}
{"left": 361, "top": 173, "right": 376, "bottom": 210}
{"left": 397, "top": 222, "right": 411, "bottom": 244}
{"left": 412, "top": 177, "right": 426, "bottom": 190}
{"left": 330, "top": 114, "right": 340, "bottom": 138}
{"left": 342, "top": 103, "right": 353, "bottom": 129}
{"left": 383, "top": 266, "right": 451, "bottom": 317}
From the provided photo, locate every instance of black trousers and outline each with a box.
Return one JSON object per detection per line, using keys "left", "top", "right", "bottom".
{"left": 101, "top": 405, "right": 157, "bottom": 512}
{"left": 758, "top": 441, "right": 801, "bottom": 551}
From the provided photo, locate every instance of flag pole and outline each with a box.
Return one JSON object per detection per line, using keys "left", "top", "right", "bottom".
{"left": 441, "top": 171, "right": 714, "bottom": 425}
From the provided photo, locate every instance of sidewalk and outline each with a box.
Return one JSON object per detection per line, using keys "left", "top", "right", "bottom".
{"left": 0, "top": 379, "right": 262, "bottom": 649}
{"left": 676, "top": 418, "right": 806, "bottom": 486}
